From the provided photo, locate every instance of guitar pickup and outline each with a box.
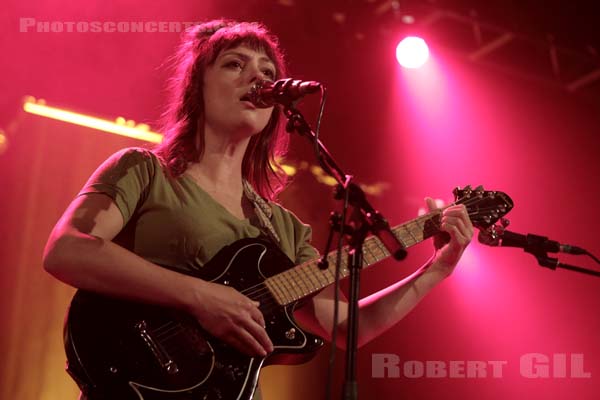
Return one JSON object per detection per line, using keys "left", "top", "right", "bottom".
{"left": 135, "top": 320, "right": 179, "bottom": 374}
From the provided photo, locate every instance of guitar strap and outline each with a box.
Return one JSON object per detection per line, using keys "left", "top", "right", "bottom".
{"left": 242, "top": 179, "right": 281, "bottom": 245}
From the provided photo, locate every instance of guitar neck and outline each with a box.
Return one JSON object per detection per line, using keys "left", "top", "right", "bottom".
{"left": 264, "top": 208, "right": 446, "bottom": 306}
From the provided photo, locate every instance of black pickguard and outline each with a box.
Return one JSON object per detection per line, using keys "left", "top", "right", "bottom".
{"left": 64, "top": 238, "right": 324, "bottom": 400}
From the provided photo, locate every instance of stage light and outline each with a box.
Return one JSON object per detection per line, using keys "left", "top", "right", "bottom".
{"left": 396, "top": 36, "right": 429, "bottom": 69}
{"left": 0, "top": 129, "right": 7, "bottom": 154}
{"left": 22, "top": 96, "right": 163, "bottom": 143}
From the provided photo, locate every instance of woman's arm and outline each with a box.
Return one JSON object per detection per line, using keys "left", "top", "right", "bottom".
{"left": 44, "top": 193, "right": 273, "bottom": 356}
{"left": 295, "top": 200, "right": 474, "bottom": 349}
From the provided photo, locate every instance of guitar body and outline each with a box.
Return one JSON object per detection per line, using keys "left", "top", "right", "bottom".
{"left": 65, "top": 238, "right": 324, "bottom": 400}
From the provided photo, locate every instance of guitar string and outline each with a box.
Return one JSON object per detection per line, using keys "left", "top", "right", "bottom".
{"left": 242, "top": 211, "right": 468, "bottom": 311}
{"left": 157, "top": 327, "right": 232, "bottom": 358}
{"left": 157, "top": 327, "right": 199, "bottom": 345}
{"left": 150, "top": 298, "right": 280, "bottom": 342}
{"left": 152, "top": 323, "right": 212, "bottom": 356}
{"left": 154, "top": 322, "right": 184, "bottom": 338}
{"left": 149, "top": 286, "right": 282, "bottom": 336}
{"left": 152, "top": 321, "right": 178, "bottom": 336}
{"left": 239, "top": 201, "right": 507, "bottom": 302}
{"left": 237, "top": 209, "right": 444, "bottom": 298}
{"left": 148, "top": 198, "right": 510, "bottom": 331}
{"left": 156, "top": 326, "right": 185, "bottom": 342}
{"left": 145, "top": 197, "right": 509, "bottom": 342}
{"left": 234, "top": 213, "right": 488, "bottom": 313}
{"left": 160, "top": 339, "right": 212, "bottom": 359}
{"left": 128, "top": 197, "right": 506, "bottom": 332}
{"left": 238, "top": 205, "right": 507, "bottom": 310}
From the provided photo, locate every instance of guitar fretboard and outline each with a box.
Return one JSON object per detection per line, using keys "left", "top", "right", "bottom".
{"left": 264, "top": 210, "right": 443, "bottom": 306}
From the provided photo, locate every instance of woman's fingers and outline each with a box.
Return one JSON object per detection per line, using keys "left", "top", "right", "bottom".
{"left": 442, "top": 206, "right": 474, "bottom": 238}
{"left": 425, "top": 197, "right": 438, "bottom": 211}
{"left": 242, "top": 314, "right": 273, "bottom": 354}
{"left": 193, "top": 283, "right": 273, "bottom": 358}
{"left": 228, "top": 329, "right": 268, "bottom": 357}
{"left": 249, "top": 301, "right": 266, "bottom": 328}
{"left": 440, "top": 215, "right": 468, "bottom": 242}
{"left": 239, "top": 299, "right": 272, "bottom": 355}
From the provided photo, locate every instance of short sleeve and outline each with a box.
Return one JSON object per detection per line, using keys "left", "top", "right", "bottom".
{"left": 269, "top": 203, "right": 319, "bottom": 265}
{"left": 78, "top": 148, "right": 156, "bottom": 224}
{"left": 294, "top": 220, "right": 319, "bottom": 265}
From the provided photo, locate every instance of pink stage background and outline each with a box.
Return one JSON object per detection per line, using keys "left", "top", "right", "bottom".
{"left": 1, "top": 1, "right": 599, "bottom": 399}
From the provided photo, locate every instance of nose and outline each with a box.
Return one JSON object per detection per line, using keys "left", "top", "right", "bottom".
{"left": 246, "top": 61, "right": 270, "bottom": 84}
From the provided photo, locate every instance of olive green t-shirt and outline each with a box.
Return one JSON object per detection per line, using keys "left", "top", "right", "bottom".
{"left": 79, "top": 147, "right": 318, "bottom": 272}
{"left": 77, "top": 148, "right": 318, "bottom": 400}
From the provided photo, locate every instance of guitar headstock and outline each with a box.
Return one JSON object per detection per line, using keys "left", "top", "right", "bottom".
{"left": 453, "top": 185, "right": 513, "bottom": 229}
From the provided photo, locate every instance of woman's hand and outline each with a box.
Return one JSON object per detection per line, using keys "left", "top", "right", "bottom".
{"left": 425, "top": 197, "right": 474, "bottom": 278}
{"left": 186, "top": 281, "right": 273, "bottom": 357}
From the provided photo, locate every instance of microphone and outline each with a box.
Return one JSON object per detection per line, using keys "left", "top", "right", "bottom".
{"left": 244, "top": 78, "right": 322, "bottom": 108}
{"left": 478, "top": 229, "right": 586, "bottom": 255}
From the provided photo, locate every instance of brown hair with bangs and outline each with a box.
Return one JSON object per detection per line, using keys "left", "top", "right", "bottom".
{"left": 154, "top": 19, "right": 289, "bottom": 200}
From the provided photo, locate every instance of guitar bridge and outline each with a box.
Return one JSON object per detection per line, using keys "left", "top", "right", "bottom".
{"left": 135, "top": 320, "right": 179, "bottom": 374}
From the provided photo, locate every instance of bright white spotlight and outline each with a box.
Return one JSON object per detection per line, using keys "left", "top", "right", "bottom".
{"left": 396, "top": 36, "right": 429, "bottom": 69}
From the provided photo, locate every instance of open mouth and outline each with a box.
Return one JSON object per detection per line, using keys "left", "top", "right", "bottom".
{"left": 239, "top": 91, "right": 257, "bottom": 108}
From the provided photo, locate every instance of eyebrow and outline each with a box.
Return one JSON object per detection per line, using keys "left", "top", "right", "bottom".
{"left": 219, "top": 50, "right": 275, "bottom": 67}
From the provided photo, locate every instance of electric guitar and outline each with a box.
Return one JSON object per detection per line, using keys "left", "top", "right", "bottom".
{"left": 64, "top": 186, "right": 513, "bottom": 399}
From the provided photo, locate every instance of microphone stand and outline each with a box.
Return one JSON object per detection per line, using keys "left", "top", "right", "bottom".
{"left": 537, "top": 257, "right": 600, "bottom": 277}
{"left": 282, "top": 104, "right": 406, "bottom": 400}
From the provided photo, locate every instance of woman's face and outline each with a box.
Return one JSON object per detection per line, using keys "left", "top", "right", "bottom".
{"left": 203, "top": 45, "right": 276, "bottom": 139}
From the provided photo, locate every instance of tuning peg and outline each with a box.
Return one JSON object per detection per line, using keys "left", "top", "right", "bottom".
{"left": 453, "top": 186, "right": 461, "bottom": 197}
{"left": 473, "top": 186, "right": 484, "bottom": 197}
{"left": 460, "top": 185, "right": 472, "bottom": 198}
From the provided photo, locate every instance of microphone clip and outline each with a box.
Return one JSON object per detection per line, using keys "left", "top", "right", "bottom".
{"left": 478, "top": 218, "right": 510, "bottom": 246}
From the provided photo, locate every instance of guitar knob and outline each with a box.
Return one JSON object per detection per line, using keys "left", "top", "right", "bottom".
{"left": 166, "top": 362, "right": 179, "bottom": 374}
{"left": 501, "top": 218, "right": 510, "bottom": 227}
{"left": 285, "top": 328, "right": 296, "bottom": 340}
